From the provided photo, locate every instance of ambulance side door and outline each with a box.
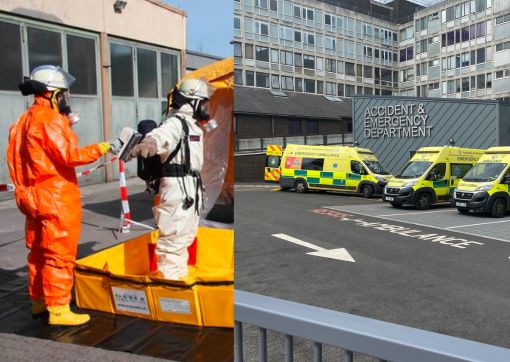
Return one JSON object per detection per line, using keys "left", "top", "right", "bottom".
{"left": 450, "top": 163, "right": 473, "bottom": 195}
{"left": 427, "top": 163, "right": 448, "bottom": 201}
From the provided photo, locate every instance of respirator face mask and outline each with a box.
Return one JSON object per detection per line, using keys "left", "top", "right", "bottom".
{"left": 194, "top": 99, "right": 217, "bottom": 132}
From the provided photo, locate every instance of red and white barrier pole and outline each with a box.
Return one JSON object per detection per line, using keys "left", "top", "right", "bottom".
{"left": 0, "top": 184, "right": 14, "bottom": 192}
{"left": 118, "top": 160, "right": 131, "bottom": 233}
{"left": 76, "top": 156, "right": 118, "bottom": 178}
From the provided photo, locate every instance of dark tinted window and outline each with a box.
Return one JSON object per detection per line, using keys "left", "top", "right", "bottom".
{"left": 137, "top": 48, "right": 157, "bottom": 98}
{"left": 302, "top": 158, "right": 324, "bottom": 171}
{"left": 451, "top": 164, "right": 473, "bottom": 178}
{"left": 289, "top": 119, "right": 302, "bottom": 135}
{"left": 110, "top": 43, "right": 133, "bottom": 96}
{"left": 428, "top": 163, "right": 446, "bottom": 179}
{"left": 28, "top": 27, "right": 62, "bottom": 71}
{"left": 161, "top": 52, "right": 178, "bottom": 94}
{"left": 67, "top": 35, "right": 97, "bottom": 94}
{"left": 0, "top": 21, "right": 22, "bottom": 91}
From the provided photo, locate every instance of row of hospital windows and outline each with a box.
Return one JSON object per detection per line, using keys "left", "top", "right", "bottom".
{"left": 233, "top": 71, "right": 394, "bottom": 96}
{"left": 235, "top": 0, "right": 398, "bottom": 43}
{"left": 234, "top": 68, "right": 509, "bottom": 95}
{"left": 0, "top": 19, "right": 179, "bottom": 98}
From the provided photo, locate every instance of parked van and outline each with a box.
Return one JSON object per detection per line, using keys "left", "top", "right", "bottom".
{"left": 383, "top": 146, "right": 484, "bottom": 210}
{"left": 264, "top": 144, "right": 283, "bottom": 182}
{"left": 453, "top": 147, "right": 510, "bottom": 217}
{"left": 279, "top": 144, "right": 392, "bottom": 197}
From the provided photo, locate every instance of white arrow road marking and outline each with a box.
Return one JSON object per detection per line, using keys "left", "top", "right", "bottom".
{"left": 272, "top": 233, "right": 355, "bottom": 262}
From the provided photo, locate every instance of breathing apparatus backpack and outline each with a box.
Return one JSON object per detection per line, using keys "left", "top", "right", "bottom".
{"left": 136, "top": 116, "right": 189, "bottom": 192}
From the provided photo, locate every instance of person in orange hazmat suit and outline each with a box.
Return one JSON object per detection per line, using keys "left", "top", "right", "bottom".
{"left": 7, "top": 65, "right": 119, "bottom": 326}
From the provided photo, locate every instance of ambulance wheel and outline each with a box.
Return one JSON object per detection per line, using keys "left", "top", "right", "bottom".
{"left": 361, "top": 185, "right": 374, "bottom": 198}
{"left": 390, "top": 203, "right": 403, "bottom": 208}
{"left": 294, "top": 179, "right": 308, "bottom": 193}
{"left": 415, "top": 193, "right": 432, "bottom": 210}
{"left": 457, "top": 207, "right": 470, "bottom": 214}
{"left": 490, "top": 198, "right": 506, "bottom": 218}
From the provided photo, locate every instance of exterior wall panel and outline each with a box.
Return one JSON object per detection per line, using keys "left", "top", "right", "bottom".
{"left": 353, "top": 96, "right": 504, "bottom": 173}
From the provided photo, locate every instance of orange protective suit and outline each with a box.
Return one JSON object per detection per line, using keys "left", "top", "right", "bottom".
{"left": 7, "top": 96, "right": 104, "bottom": 307}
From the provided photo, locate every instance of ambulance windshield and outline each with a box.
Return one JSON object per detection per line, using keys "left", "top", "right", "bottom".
{"left": 463, "top": 163, "right": 506, "bottom": 182}
{"left": 396, "top": 161, "right": 432, "bottom": 178}
{"left": 363, "top": 160, "right": 389, "bottom": 175}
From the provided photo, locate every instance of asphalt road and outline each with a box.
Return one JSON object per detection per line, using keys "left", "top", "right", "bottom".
{"left": 235, "top": 184, "right": 510, "bottom": 359}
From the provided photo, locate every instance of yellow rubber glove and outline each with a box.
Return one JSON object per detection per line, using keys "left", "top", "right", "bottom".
{"left": 98, "top": 142, "right": 111, "bottom": 155}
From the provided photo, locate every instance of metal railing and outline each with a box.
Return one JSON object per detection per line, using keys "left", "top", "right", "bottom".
{"left": 235, "top": 290, "right": 510, "bottom": 362}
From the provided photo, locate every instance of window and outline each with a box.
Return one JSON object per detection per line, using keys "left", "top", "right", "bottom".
{"left": 234, "top": 69, "right": 243, "bottom": 85}
{"left": 136, "top": 48, "right": 157, "bottom": 98}
{"left": 255, "top": 0, "right": 268, "bottom": 9}
{"left": 304, "top": 32, "right": 315, "bottom": 45}
{"left": 28, "top": 27, "right": 62, "bottom": 71}
{"left": 477, "top": 48, "right": 486, "bottom": 64}
{"left": 271, "top": 75, "right": 280, "bottom": 89}
{"left": 364, "top": 65, "right": 373, "bottom": 78}
{"left": 255, "top": 21, "right": 269, "bottom": 36}
{"left": 325, "top": 37, "right": 336, "bottom": 50}
{"left": 326, "top": 58, "right": 336, "bottom": 73}
{"left": 289, "top": 119, "right": 302, "bottom": 135}
{"left": 416, "top": 39, "right": 427, "bottom": 54}
{"left": 294, "top": 30, "right": 301, "bottom": 43}
{"left": 295, "top": 78, "right": 303, "bottom": 92}
{"left": 428, "top": 82, "right": 439, "bottom": 90}
{"left": 461, "top": 52, "right": 470, "bottom": 67}
{"left": 234, "top": 16, "right": 241, "bottom": 30}
{"left": 401, "top": 67, "right": 414, "bottom": 82}
{"left": 0, "top": 21, "right": 22, "bottom": 91}
{"left": 428, "top": 163, "right": 446, "bottom": 179}
{"left": 496, "top": 14, "right": 510, "bottom": 25}
{"left": 281, "top": 76, "right": 294, "bottom": 90}
{"left": 301, "top": 158, "right": 323, "bottom": 171}
{"left": 351, "top": 161, "right": 366, "bottom": 175}
{"left": 317, "top": 80, "right": 324, "bottom": 94}
{"left": 337, "top": 61, "right": 345, "bottom": 74}
{"left": 415, "top": 17, "right": 428, "bottom": 32}
{"left": 271, "top": 49, "right": 279, "bottom": 63}
{"left": 399, "top": 26, "right": 413, "bottom": 41}
{"left": 304, "top": 79, "right": 315, "bottom": 93}
{"left": 428, "top": 59, "right": 439, "bottom": 67}
{"left": 270, "top": 0, "right": 277, "bottom": 11}
{"left": 245, "top": 43, "right": 254, "bottom": 59}
{"left": 496, "top": 41, "right": 510, "bottom": 52}
{"left": 345, "top": 84, "right": 355, "bottom": 96}
{"left": 486, "top": 72, "right": 492, "bottom": 88}
{"left": 302, "top": 7, "right": 314, "bottom": 21}
{"left": 67, "top": 35, "right": 97, "bottom": 95}
{"left": 293, "top": 5, "right": 301, "bottom": 18}
{"left": 303, "top": 54, "right": 315, "bottom": 69}
{"left": 400, "top": 46, "right": 413, "bottom": 62}
{"left": 161, "top": 52, "right": 178, "bottom": 94}
{"left": 477, "top": 74, "right": 486, "bottom": 89}
{"left": 294, "top": 52, "right": 303, "bottom": 67}
{"left": 337, "top": 83, "right": 344, "bottom": 96}
{"left": 451, "top": 164, "right": 472, "bottom": 178}
{"left": 325, "top": 14, "right": 334, "bottom": 26}
{"left": 307, "top": 120, "right": 319, "bottom": 134}
{"left": 256, "top": 72, "right": 269, "bottom": 87}
{"left": 316, "top": 57, "right": 323, "bottom": 71}
{"left": 495, "top": 69, "right": 510, "bottom": 79}
{"left": 462, "top": 77, "right": 469, "bottom": 92}
{"left": 255, "top": 46, "right": 269, "bottom": 62}
{"left": 280, "top": 50, "right": 293, "bottom": 65}
{"left": 416, "top": 62, "right": 428, "bottom": 76}
{"left": 345, "top": 62, "right": 355, "bottom": 76}
{"left": 326, "top": 82, "right": 335, "bottom": 95}
{"left": 234, "top": 42, "right": 242, "bottom": 57}
{"left": 110, "top": 43, "right": 133, "bottom": 96}
{"left": 246, "top": 70, "right": 255, "bottom": 86}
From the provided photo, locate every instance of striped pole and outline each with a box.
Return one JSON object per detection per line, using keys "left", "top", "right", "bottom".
{"left": 0, "top": 184, "right": 14, "bottom": 192}
{"left": 76, "top": 156, "right": 118, "bottom": 178}
{"left": 118, "top": 160, "right": 131, "bottom": 233}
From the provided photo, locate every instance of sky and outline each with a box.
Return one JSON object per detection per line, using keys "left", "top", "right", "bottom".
{"left": 164, "top": 0, "right": 233, "bottom": 58}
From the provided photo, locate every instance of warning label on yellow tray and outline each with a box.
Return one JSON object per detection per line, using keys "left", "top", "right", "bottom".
{"left": 112, "top": 287, "right": 150, "bottom": 315}
{"left": 160, "top": 297, "right": 192, "bottom": 314}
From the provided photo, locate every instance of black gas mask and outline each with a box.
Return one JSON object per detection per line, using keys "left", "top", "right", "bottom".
{"left": 52, "top": 89, "right": 72, "bottom": 115}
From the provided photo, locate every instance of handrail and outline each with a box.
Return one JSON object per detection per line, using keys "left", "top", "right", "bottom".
{"left": 235, "top": 290, "right": 510, "bottom": 362}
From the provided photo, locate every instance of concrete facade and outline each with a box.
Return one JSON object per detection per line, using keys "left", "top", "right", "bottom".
{"left": 0, "top": 0, "right": 186, "bottom": 186}
{"left": 353, "top": 95, "right": 510, "bottom": 173}
{"left": 234, "top": 0, "right": 510, "bottom": 101}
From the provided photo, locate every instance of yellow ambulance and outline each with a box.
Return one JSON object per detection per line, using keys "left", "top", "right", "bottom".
{"left": 279, "top": 144, "right": 392, "bottom": 197}
{"left": 453, "top": 147, "right": 510, "bottom": 217}
{"left": 264, "top": 144, "right": 283, "bottom": 182}
{"left": 383, "top": 146, "right": 484, "bottom": 210}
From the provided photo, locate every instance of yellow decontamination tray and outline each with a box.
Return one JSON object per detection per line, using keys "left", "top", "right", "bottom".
{"left": 74, "top": 227, "right": 234, "bottom": 327}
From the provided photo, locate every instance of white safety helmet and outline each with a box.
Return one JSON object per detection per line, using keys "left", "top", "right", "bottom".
{"left": 30, "top": 65, "right": 75, "bottom": 91}
{"left": 178, "top": 78, "right": 215, "bottom": 100}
